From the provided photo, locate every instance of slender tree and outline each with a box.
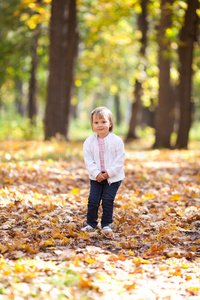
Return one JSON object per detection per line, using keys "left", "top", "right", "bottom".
{"left": 44, "top": 0, "right": 78, "bottom": 140}
{"left": 175, "top": 0, "right": 199, "bottom": 149}
{"left": 114, "top": 93, "right": 121, "bottom": 126}
{"left": 126, "top": 0, "right": 149, "bottom": 140}
{"left": 28, "top": 27, "right": 39, "bottom": 124}
{"left": 154, "top": 0, "right": 174, "bottom": 148}
{"left": 15, "top": 77, "right": 24, "bottom": 116}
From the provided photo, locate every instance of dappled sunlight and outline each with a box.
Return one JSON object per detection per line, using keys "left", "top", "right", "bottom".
{"left": 0, "top": 141, "right": 200, "bottom": 298}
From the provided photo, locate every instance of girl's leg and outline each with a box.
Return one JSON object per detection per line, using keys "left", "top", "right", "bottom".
{"left": 101, "top": 181, "right": 121, "bottom": 228}
{"left": 87, "top": 180, "right": 103, "bottom": 228}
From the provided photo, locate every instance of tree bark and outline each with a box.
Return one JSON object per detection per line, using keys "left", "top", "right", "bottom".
{"left": 28, "top": 28, "right": 39, "bottom": 124}
{"left": 126, "top": 0, "right": 148, "bottom": 140}
{"left": 44, "top": 0, "right": 78, "bottom": 140}
{"left": 15, "top": 77, "right": 24, "bottom": 116}
{"left": 154, "top": 0, "right": 174, "bottom": 148}
{"left": 114, "top": 93, "right": 121, "bottom": 126}
{"left": 175, "top": 0, "right": 198, "bottom": 149}
{"left": 127, "top": 81, "right": 142, "bottom": 139}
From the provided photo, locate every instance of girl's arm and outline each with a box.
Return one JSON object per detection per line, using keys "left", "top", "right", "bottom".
{"left": 106, "top": 139, "right": 125, "bottom": 178}
{"left": 83, "top": 138, "right": 100, "bottom": 179}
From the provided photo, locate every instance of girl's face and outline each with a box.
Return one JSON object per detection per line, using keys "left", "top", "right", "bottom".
{"left": 92, "top": 114, "right": 111, "bottom": 138}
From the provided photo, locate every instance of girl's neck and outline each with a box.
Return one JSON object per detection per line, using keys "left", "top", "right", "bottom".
{"left": 97, "top": 132, "right": 109, "bottom": 139}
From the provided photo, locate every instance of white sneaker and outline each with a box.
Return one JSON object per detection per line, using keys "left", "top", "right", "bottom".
{"left": 102, "top": 225, "right": 112, "bottom": 232}
{"left": 81, "top": 225, "right": 94, "bottom": 232}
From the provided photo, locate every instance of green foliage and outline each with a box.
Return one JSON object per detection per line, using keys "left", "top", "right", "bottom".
{"left": 76, "top": 0, "right": 140, "bottom": 100}
{"left": 0, "top": 111, "right": 44, "bottom": 141}
{"left": 189, "top": 122, "right": 200, "bottom": 141}
{"left": 1, "top": 110, "right": 200, "bottom": 148}
{"left": 0, "top": 0, "right": 200, "bottom": 144}
{"left": 69, "top": 116, "right": 129, "bottom": 141}
{"left": 49, "top": 269, "right": 81, "bottom": 287}
{"left": 0, "top": 0, "right": 50, "bottom": 111}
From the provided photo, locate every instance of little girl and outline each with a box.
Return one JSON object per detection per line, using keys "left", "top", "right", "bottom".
{"left": 82, "top": 106, "right": 125, "bottom": 232}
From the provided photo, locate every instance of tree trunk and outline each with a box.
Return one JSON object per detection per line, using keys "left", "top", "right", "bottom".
{"left": 114, "top": 93, "right": 121, "bottom": 126}
{"left": 175, "top": 0, "right": 198, "bottom": 149}
{"left": 15, "top": 77, "right": 24, "bottom": 116}
{"left": 154, "top": 0, "right": 174, "bottom": 148}
{"left": 28, "top": 28, "right": 39, "bottom": 125}
{"left": 126, "top": 0, "right": 148, "bottom": 140}
{"left": 126, "top": 80, "right": 142, "bottom": 139}
{"left": 44, "top": 0, "right": 78, "bottom": 140}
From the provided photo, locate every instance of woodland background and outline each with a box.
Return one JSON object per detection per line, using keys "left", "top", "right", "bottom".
{"left": 0, "top": 0, "right": 200, "bottom": 148}
{"left": 0, "top": 1, "right": 200, "bottom": 299}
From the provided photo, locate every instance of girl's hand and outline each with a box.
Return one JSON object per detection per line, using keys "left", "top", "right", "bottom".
{"left": 101, "top": 171, "right": 109, "bottom": 179}
{"left": 96, "top": 172, "right": 105, "bottom": 182}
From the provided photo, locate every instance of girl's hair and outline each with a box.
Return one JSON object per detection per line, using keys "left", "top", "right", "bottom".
{"left": 90, "top": 106, "right": 114, "bottom": 132}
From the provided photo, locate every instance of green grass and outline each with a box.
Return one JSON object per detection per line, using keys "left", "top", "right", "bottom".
{"left": 189, "top": 121, "right": 200, "bottom": 140}
{"left": 0, "top": 112, "right": 44, "bottom": 140}
{"left": 0, "top": 112, "right": 129, "bottom": 141}
{"left": 0, "top": 111, "right": 199, "bottom": 145}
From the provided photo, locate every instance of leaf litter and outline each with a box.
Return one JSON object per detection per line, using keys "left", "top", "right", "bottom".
{"left": 0, "top": 141, "right": 200, "bottom": 299}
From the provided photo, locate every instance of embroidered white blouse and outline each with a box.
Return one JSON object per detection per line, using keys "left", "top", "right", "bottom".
{"left": 97, "top": 137, "right": 105, "bottom": 171}
{"left": 83, "top": 132, "right": 125, "bottom": 184}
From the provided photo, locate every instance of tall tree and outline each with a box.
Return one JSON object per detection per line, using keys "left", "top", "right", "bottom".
{"left": 154, "top": 0, "right": 174, "bottom": 148}
{"left": 175, "top": 0, "right": 199, "bottom": 149}
{"left": 114, "top": 93, "right": 121, "bottom": 126}
{"left": 15, "top": 77, "right": 24, "bottom": 116}
{"left": 28, "top": 27, "right": 39, "bottom": 124}
{"left": 44, "top": 0, "right": 78, "bottom": 140}
{"left": 126, "top": 0, "right": 149, "bottom": 140}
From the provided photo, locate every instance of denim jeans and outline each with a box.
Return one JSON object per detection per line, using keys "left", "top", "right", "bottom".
{"left": 87, "top": 179, "right": 121, "bottom": 228}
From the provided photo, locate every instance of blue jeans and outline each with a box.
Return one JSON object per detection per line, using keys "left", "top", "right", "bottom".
{"left": 87, "top": 179, "right": 121, "bottom": 228}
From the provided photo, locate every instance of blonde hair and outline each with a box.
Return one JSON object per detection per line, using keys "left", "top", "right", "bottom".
{"left": 90, "top": 106, "right": 114, "bottom": 132}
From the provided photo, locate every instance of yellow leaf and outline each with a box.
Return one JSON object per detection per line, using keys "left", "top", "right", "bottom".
{"left": 181, "top": 264, "right": 189, "bottom": 269}
{"left": 85, "top": 257, "right": 96, "bottom": 264}
{"left": 0, "top": 246, "right": 8, "bottom": 254}
{"left": 196, "top": 175, "right": 200, "bottom": 183}
{"left": 78, "top": 232, "right": 90, "bottom": 240}
{"left": 22, "top": 244, "right": 39, "bottom": 253}
{"left": 45, "top": 238, "right": 55, "bottom": 247}
{"left": 132, "top": 257, "right": 141, "bottom": 266}
{"left": 142, "top": 193, "right": 155, "bottom": 200}
{"left": 96, "top": 273, "right": 109, "bottom": 281}
{"left": 169, "top": 270, "right": 182, "bottom": 276}
{"left": 20, "top": 13, "right": 29, "bottom": 22}
{"left": 52, "top": 228, "right": 61, "bottom": 238}
{"left": 14, "top": 264, "right": 25, "bottom": 272}
{"left": 190, "top": 245, "right": 196, "bottom": 252}
{"left": 4, "top": 270, "right": 12, "bottom": 275}
{"left": 61, "top": 237, "right": 70, "bottom": 243}
{"left": 68, "top": 230, "right": 78, "bottom": 237}
{"left": 176, "top": 210, "right": 184, "bottom": 217}
{"left": 170, "top": 194, "right": 181, "bottom": 201}
{"left": 80, "top": 277, "right": 91, "bottom": 288}
{"left": 129, "top": 249, "right": 134, "bottom": 255}
{"left": 71, "top": 188, "right": 79, "bottom": 195}
{"left": 187, "top": 287, "right": 200, "bottom": 295}
{"left": 157, "top": 234, "right": 162, "bottom": 242}
{"left": 141, "top": 259, "right": 151, "bottom": 264}
{"left": 192, "top": 192, "right": 199, "bottom": 199}
{"left": 124, "top": 282, "right": 136, "bottom": 290}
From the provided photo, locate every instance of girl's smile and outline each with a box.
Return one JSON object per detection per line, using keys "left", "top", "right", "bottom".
{"left": 92, "top": 115, "right": 111, "bottom": 138}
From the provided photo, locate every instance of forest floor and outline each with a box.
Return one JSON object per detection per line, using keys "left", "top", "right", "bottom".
{"left": 0, "top": 139, "right": 200, "bottom": 299}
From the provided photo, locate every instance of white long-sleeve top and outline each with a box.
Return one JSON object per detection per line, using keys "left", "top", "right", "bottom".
{"left": 83, "top": 132, "right": 125, "bottom": 184}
